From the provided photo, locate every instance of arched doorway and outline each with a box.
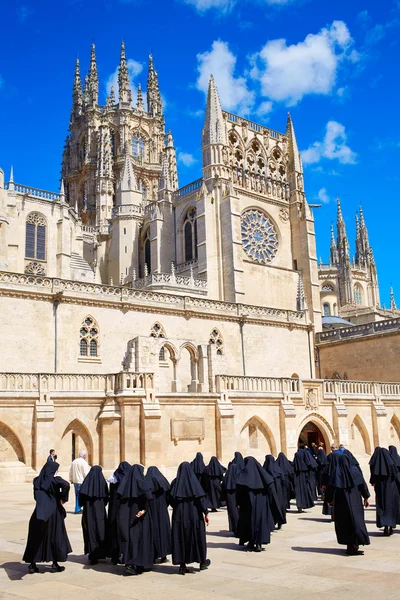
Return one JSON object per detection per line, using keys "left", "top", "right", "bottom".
{"left": 298, "top": 421, "right": 326, "bottom": 450}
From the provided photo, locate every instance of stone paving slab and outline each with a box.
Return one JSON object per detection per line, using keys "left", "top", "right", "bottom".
{"left": 1, "top": 485, "right": 400, "bottom": 599}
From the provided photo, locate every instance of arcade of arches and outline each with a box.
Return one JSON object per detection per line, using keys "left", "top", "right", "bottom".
{"left": 0, "top": 383, "right": 400, "bottom": 481}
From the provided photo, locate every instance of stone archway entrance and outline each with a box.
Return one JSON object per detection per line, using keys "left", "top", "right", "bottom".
{"left": 298, "top": 421, "right": 326, "bottom": 450}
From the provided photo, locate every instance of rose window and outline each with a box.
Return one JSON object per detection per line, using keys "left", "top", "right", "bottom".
{"left": 241, "top": 209, "right": 278, "bottom": 264}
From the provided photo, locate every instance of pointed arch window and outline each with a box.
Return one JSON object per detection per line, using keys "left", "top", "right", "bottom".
{"left": 183, "top": 208, "right": 197, "bottom": 262}
{"left": 79, "top": 316, "right": 100, "bottom": 359}
{"left": 323, "top": 303, "right": 331, "bottom": 316}
{"left": 25, "top": 213, "right": 46, "bottom": 261}
{"left": 132, "top": 135, "right": 145, "bottom": 159}
{"left": 354, "top": 284, "right": 364, "bottom": 305}
{"left": 144, "top": 229, "right": 151, "bottom": 274}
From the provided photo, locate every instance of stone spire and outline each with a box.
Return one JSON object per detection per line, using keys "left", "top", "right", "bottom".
{"left": 286, "top": 112, "right": 302, "bottom": 175}
{"left": 83, "top": 74, "right": 90, "bottom": 107}
{"left": 106, "top": 85, "right": 115, "bottom": 110}
{"left": 159, "top": 151, "right": 171, "bottom": 192}
{"left": 72, "top": 58, "right": 83, "bottom": 120}
{"left": 336, "top": 198, "right": 350, "bottom": 262}
{"left": 119, "top": 152, "right": 137, "bottom": 192}
{"left": 136, "top": 83, "right": 144, "bottom": 111}
{"left": 165, "top": 130, "right": 178, "bottom": 191}
{"left": 203, "top": 75, "right": 227, "bottom": 146}
{"left": 8, "top": 165, "right": 14, "bottom": 191}
{"left": 330, "top": 223, "right": 339, "bottom": 265}
{"left": 390, "top": 286, "right": 397, "bottom": 311}
{"left": 88, "top": 43, "right": 99, "bottom": 106}
{"left": 118, "top": 42, "right": 132, "bottom": 105}
{"left": 59, "top": 179, "right": 65, "bottom": 203}
{"left": 147, "top": 54, "right": 162, "bottom": 116}
{"left": 336, "top": 198, "right": 353, "bottom": 304}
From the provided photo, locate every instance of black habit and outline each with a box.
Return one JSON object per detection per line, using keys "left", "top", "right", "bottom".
{"left": 79, "top": 465, "right": 109, "bottom": 562}
{"left": 221, "top": 462, "right": 240, "bottom": 535}
{"left": 316, "top": 448, "right": 328, "bottom": 496}
{"left": 145, "top": 466, "right": 172, "bottom": 560}
{"left": 23, "top": 462, "right": 72, "bottom": 565}
{"left": 369, "top": 447, "right": 400, "bottom": 529}
{"left": 236, "top": 457, "right": 274, "bottom": 549}
{"left": 325, "top": 453, "right": 370, "bottom": 550}
{"left": 293, "top": 448, "right": 316, "bottom": 510}
{"left": 276, "top": 452, "right": 294, "bottom": 509}
{"left": 106, "top": 461, "right": 131, "bottom": 562}
{"left": 203, "top": 456, "right": 226, "bottom": 510}
{"left": 169, "top": 462, "right": 209, "bottom": 566}
{"left": 118, "top": 464, "right": 154, "bottom": 569}
{"left": 263, "top": 455, "right": 286, "bottom": 527}
{"left": 190, "top": 452, "right": 206, "bottom": 482}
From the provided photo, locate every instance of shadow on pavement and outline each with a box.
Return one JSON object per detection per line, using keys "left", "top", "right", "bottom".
{"left": 291, "top": 546, "right": 345, "bottom": 555}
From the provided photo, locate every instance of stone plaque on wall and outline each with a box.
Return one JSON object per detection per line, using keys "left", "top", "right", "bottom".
{"left": 171, "top": 418, "right": 205, "bottom": 445}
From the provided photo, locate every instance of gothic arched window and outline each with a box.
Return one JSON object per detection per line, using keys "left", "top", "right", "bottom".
{"left": 354, "top": 284, "right": 364, "bottom": 305}
{"left": 159, "top": 346, "right": 166, "bottom": 361}
{"left": 79, "top": 316, "right": 99, "bottom": 357}
{"left": 132, "top": 135, "right": 145, "bottom": 160}
{"left": 183, "top": 208, "right": 197, "bottom": 262}
{"left": 209, "top": 328, "right": 224, "bottom": 355}
{"left": 323, "top": 303, "right": 331, "bottom": 316}
{"left": 144, "top": 229, "right": 151, "bottom": 274}
{"left": 25, "top": 213, "right": 46, "bottom": 261}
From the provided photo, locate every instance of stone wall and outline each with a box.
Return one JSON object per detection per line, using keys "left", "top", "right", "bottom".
{"left": 317, "top": 328, "right": 400, "bottom": 382}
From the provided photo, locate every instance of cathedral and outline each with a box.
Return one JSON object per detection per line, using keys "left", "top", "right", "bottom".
{"left": 0, "top": 42, "right": 399, "bottom": 483}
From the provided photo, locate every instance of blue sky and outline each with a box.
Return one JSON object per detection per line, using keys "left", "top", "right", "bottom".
{"left": 0, "top": 0, "right": 399, "bottom": 304}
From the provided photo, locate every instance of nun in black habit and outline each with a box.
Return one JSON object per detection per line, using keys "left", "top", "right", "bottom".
{"left": 169, "top": 461, "right": 210, "bottom": 575}
{"left": 388, "top": 445, "right": 400, "bottom": 473}
{"left": 23, "top": 461, "right": 72, "bottom": 573}
{"left": 118, "top": 464, "right": 154, "bottom": 575}
{"left": 190, "top": 452, "right": 206, "bottom": 482}
{"left": 276, "top": 452, "right": 294, "bottom": 509}
{"left": 203, "top": 456, "right": 226, "bottom": 511}
{"left": 236, "top": 457, "right": 275, "bottom": 551}
{"left": 292, "top": 446, "right": 316, "bottom": 512}
{"left": 263, "top": 455, "right": 286, "bottom": 529}
{"left": 221, "top": 462, "right": 240, "bottom": 535}
{"left": 79, "top": 465, "right": 109, "bottom": 564}
{"left": 232, "top": 452, "right": 245, "bottom": 470}
{"left": 145, "top": 466, "right": 172, "bottom": 562}
{"left": 324, "top": 452, "right": 370, "bottom": 555}
{"left": 106, "top": 461, "right": 131, "bottom": 564}
{"left": 316, "top": 447, "right": 328, "bottom": 496}
{"left": 369, "top": 447, "right": 400, "bottom": 536}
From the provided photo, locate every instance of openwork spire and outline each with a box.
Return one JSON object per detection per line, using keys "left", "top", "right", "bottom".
{"left": 106, "top": 85, "right": 115, "bottom": 110}
{"left": 72, "top": 58, "right": 83, "bottom": 119}
{"left": 336, "top": 198, "right": 350, "bottom": 265}
{"left": 203, "top": 75, "right": 226, "bottom": 146}
{"left": 296, "top": 271, "right": 306, "bottom": 311}
{"left": 330, "top": 223, "right": 339, "bottom": 265}
{"left": 136, "top": 82, "right": 144, "bottom": 111}
{"left": 118, "top": 41, "right": 132, "bottom": 105}
{"left": 83, "top": 74, "right": 90, "bottom": 106}
{"left": 147, "top": 54, "right": 162, "bottom": 116}
{"left": 88, "top": 43, "right": 98, "bottom": 106}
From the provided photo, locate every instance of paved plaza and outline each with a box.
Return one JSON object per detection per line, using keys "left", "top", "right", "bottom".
{"left": 0, "top": 483, "right": 400, "bottom": 600}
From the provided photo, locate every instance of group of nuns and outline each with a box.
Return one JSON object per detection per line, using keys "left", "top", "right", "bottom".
{"left": 22, "top": 444, "right": 400, "bottom": 574}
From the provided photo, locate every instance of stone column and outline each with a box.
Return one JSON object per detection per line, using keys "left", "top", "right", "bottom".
{"left": 35, "top": 393, "right": 55, "bottom": 470}
{"left": 216, "top": 393, "right": 235, "bottom": 465}
{"left": 98, "top": 400, "right": 121, "bottom": 471}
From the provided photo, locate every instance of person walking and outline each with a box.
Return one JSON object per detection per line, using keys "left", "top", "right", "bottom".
{"left": 23, "top": 461, "right": 72, "bottom": 573}
{"left": 325, "top": 452, "right": 370, "bottom": 555}
{"left": 79, "top": 465, "right": 109, "bottom": 564}
{"left": 47, "top": 449, "right": 56, "bottom": 463}
{"left": 369, "top": 447, "right": 400, "bottom": 536}
{"left": 69, "top": 451, "right": 91, "bottom": 514}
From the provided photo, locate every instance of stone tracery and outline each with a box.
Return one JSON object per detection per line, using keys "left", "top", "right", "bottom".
{"left": 241, "top": 209, "right": 279, "bottom": 265}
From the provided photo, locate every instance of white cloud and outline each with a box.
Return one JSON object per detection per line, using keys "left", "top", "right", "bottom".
{"left": 196, "top": 40, "right": 255, "bottom": 114}
{"left": 316, "top": 188, "right": 331, "bottom": 204}
{"left": 106, "top": 59, "right": 143, "bottom": 102}
{"left": 256, "top": 100, "right": 273, "bottom": 117}
{"left": 302, "top": 121, "right": 357, "bottom": 165}
{"left": 251, "top": 21, "right": 357, "bottom": 106}
{"left": 178, "top": 152, "right": 197, "bottom": 167}
{"left": 182, "top": 0, "right": 234, "bottom": 13}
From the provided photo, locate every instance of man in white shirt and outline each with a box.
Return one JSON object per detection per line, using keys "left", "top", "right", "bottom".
{"left": 69, "top": 450, "right": 91, "bottom": 514}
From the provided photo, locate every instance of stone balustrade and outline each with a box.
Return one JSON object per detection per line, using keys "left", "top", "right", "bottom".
{"left": 223, "top": 112, "right": 282, "bottom": 140}
{"left": 216, "top": 375, "right": 300, "bottom": 394}
{"left": 112, "top": 204, "right": 144, "bottom": 218}
{"left": 317, "top": 317, "right": 400, "bottom": 343}
{"left": 323, "top": 379, "right": 400, "bottom": 398}
{"left": 5, "top": 182, "right": 60, "bottom": 201}
{"left": 0, "top": 372, "right": 152, "bottom": 395}
{"left": 132, "top": 271, "right": 207, "bottom": 293}
{"left": 177, "top": 178, "right": 203, "bottom": 198}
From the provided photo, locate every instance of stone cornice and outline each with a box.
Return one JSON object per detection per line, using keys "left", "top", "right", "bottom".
{"left": 0, "top": 271, "right": 310, "bottom": 330}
